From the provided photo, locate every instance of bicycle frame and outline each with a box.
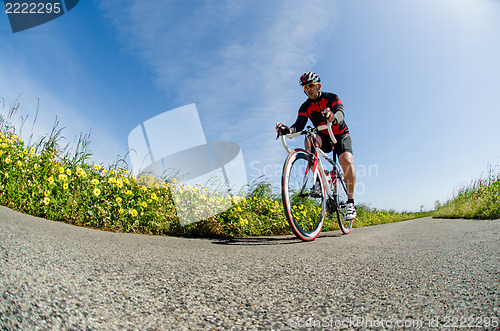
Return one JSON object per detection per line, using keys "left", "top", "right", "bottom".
{"left": 281, "top": 123, "right": 339, "bottom": 198}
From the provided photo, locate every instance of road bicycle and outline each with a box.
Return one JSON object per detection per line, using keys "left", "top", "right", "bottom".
{"left": 279, "top": 122, "right": 353, "bottom": 241}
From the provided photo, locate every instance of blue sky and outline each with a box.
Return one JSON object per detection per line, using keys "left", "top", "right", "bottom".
{"left": 1, "top": 0, "right": 499, "bottom": 211}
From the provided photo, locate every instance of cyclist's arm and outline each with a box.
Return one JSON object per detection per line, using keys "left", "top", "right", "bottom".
{"left": 290, "top": 114, "right": 308, "bottom": 134}
{"left": 327, "top": 95, "right": 345, "bottom": 125}
{"left": 332, "top": 105, "right": 344, "bottom": 124}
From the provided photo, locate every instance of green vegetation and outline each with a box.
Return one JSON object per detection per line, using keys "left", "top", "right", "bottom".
{"left": 434, "top": 168, "right": 500, "bottom": 219}
{"left": 0, "top": 100, "right": 431, "bottom": 238}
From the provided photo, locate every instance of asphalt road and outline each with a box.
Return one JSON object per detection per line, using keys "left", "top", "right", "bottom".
{"left": 1, "top": 206, "right": 499, "bottom": 330}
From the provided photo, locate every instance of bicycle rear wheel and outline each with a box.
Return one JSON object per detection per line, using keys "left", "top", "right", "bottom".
{"left": 333, "top": 166, "right": 353, "bottom": 234}
{"left": 282, "top": 150, "right": 326, "bottom": 241}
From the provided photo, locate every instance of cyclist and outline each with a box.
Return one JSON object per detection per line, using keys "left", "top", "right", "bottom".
{"left": 276, "top": 72, "right": 357, "bottom": 220}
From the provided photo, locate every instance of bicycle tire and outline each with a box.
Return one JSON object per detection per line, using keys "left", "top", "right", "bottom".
{"left": 281, "top": 150, "right": 326, "bottom": 241}
{"left": 333, "top": 166, "right": 353, "bottom": 234}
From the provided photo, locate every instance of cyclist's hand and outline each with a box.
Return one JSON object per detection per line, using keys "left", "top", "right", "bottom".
{"left": 323, "top": 108, "right": 338, "bottom": 125}
{"left": 276, "top": 122, "right": 291, "bottom": 134}
{"left": 276, "top": 122, "right": 291, "bottom": 139}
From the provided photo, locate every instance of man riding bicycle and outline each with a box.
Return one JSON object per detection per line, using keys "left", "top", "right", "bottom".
{"left": 276, "top": 72, "right": 357, "bottom": 220}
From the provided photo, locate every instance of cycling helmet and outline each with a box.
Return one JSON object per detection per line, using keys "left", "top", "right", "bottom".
{"left": 299, "top": 72, "right": 320, "bottom": 86}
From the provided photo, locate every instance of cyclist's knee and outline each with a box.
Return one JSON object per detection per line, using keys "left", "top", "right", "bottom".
{"left": 304, "top": 136, "right": 312, "bottom": 151}
{"left": 339, "top": 152, "right": 354, "bottom": 165}
{"left": 304, "top": 135, "right": 321, "bottom": 152}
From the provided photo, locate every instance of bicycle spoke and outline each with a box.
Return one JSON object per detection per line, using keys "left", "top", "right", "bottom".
{"left": 298, "top": 166, "right": 311, "bottom": 197}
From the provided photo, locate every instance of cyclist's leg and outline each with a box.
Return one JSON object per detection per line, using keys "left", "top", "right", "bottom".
{"left": 315, "top": 132, "right": 333, "bottom": 154}
{"left": 335, "top": 134, "right": 356, "bottom": 220}
{"left": 339, "top": 151, "right": 356, "bottom": 200}
{"left": 326, "top": 134, "right": 355, "bottom": 230}
{"left": 335, "top": 134, "right": 356, "bottom": 200}
{"left": 304, "top": 134, "right": 323, "bottom": 154}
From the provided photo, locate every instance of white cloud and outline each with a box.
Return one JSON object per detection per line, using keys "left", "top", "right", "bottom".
{"left": 100, "top": 0, "right": 341, "bottom": 184}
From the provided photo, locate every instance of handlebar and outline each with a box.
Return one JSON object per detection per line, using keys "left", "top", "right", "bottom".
{"left": 281, "top": 122, "right": 337, "bottom": 154}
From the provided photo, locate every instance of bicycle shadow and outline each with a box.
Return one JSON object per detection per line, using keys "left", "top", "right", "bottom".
{"left": 210, "top": 231, "right": 343, "bottom": 246}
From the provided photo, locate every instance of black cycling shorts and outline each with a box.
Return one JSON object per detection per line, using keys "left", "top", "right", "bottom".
{"left": 317, "top": 132, "right": 353, "bottom": 157}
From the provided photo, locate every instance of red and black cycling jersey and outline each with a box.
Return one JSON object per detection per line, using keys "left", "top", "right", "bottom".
{"left": 290, "top": 91, "right": 349, "bottom": 136}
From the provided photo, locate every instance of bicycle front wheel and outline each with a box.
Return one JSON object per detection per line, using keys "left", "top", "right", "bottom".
{"left": 333, "top": 167, "right": 353, "bottom": 234}
{"left": 282, "top": 150, "right": 326, "bottom": 241}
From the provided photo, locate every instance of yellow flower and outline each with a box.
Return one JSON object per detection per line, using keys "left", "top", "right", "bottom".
{"left": 116, "top": 179, "right": 123, "bottom": 188}
{"left": 141, "top": 201, "right": 147, "bottom": 208}
{"left": 59, "top": 174, "right": 68, "bottom": 181}
{"left": 43, "top": 197, "right": 50, "bottom": 205}
{"left": 115, "top": 197, "right": 122, "bottom": 203}
{"left": 130, "top": 209, "right": 138, "bottom": 217}
{"left": 17, "top": 161, "right": 22, "bottom": 167}
{"left": 91, "top": 179, "right": 99, "bottom": 185}
{"left": 63, "top": 183, "right": 69, "bottom": 190}
{"left": 44, "top": 189, "right": 50, "bottom": 196}
{"left": 109, "top": 170, "right": 115, "bottom": 175}
{"left": 76, "top": 167, "right": 87, "bottom": 178}
{"left": 93, "top": 164, "right": 101, "bottom": 171}
{"left": 66, "top": 169, "right": 71, "bottom": 176}
{"left": 125, "top": 189, "right": 133, "bottom": 196}
{"left": 93, "top": 188, "right": 101, "bottom": 196}
{"left": 151, "top": 193, "right": 158, "bottom": 201}
{"left": 29, "top": 147, "right": 35, "bottom": 155}
{"left": 4, "top": 173, "right": 9, "bottom": 178}
{"left": 58, "top": 166, "right": 64, "bottom": 174}
{"left": 5, "top": 158, "right": 10, "bottom": 164}
{"left": 108, "top": 177, "right": 116, "bottom": 184}
{"left": 23, "top": 148, "right": 27, "bottom": 155}
{"left": 48, "top": 176, "right": 54, "bottom": 183}
{"left": 118, "top": 209, "right": 123, "bottom": 214}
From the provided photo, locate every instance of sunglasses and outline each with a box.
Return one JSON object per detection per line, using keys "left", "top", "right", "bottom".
{"left": 302, "top": 83, "right": 317, "bottom": 90}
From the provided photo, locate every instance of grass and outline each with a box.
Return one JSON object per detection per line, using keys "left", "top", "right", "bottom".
{"left": 434, "top": 167, "right": 500, "bottom": 219}
{"left": 0, "top": 100, "right": 432, "bottom": 238}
